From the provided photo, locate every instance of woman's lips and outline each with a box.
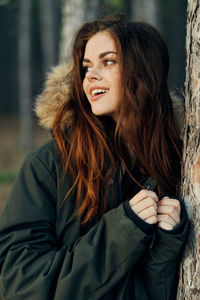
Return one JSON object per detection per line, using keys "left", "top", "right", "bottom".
{"left": 90, "top": 91, "right": 108, "bottom": 101}
{"left": 89, "top": 87, "right": 109, "bottom": 101}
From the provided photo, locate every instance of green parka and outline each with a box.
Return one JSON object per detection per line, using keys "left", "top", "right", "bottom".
{"left": 0, "top": 64, "right": 189, "bottom": 300}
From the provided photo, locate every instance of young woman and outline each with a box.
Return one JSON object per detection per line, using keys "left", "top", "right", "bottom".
{"left": 0, "top": 16, "right": 189, "bottom": 299}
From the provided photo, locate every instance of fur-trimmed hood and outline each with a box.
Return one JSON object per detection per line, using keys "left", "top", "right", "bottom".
{"left": 35, "top": 63, "right": 74, "bottom": 130}
{"left": 35, "top": 63, "right": 185, "bottom": 137}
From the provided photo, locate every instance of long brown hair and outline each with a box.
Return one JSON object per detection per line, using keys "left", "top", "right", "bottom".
{"left": 53, "top": 15, "right": 182, "bottom": 224}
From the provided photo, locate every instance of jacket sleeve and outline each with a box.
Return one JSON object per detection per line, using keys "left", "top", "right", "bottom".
{"left": 134, "top": 202, "right": 190, "bottom": 300}
{"left": 0, "top": 151, "right": 153, "bottom": 300}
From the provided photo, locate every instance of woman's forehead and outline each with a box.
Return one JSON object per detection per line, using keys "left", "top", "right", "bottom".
{"left": 84, "top": 31, "right": 117, "bottom": 58}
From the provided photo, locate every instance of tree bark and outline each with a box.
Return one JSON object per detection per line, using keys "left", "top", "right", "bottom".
{"left": 177, "top": 1, "right": 200, "bottom": 299}
{"left": 18, "top": 0, "right": 32, "bottom": 150}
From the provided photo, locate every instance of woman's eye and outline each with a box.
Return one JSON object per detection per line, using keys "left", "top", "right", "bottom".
{"left": 104, "top": 59, "right": 116, "bottom": 66}
{"left": 83, "top": 66, "right": 92, "bottom": 73}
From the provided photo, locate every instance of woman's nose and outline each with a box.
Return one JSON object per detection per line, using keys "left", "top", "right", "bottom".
{"left": 85, "top": 67, "right": 102, "bottom": 81}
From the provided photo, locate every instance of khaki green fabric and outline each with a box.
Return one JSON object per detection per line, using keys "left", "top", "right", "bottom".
{"left": 0, "top": 140, "right": 189, "bottom": 299}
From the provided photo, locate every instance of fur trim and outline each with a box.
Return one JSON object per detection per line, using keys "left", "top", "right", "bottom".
{"left": 35, "top": 64, "right": 185, "bottom": 137}
{"left": 35, "top": 63, "right": 74, "bottom": 130}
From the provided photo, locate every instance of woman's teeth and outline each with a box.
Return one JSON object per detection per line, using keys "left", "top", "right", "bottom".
{"left": 91, "top": 89, "right": 108, "bottom": 96}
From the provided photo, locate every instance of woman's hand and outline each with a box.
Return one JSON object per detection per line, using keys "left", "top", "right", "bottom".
{"left": 157, "top": 196, "right": 181, "bottom": 230}
{"left": 129, "top": 190, "right": 158, "bottom": 224}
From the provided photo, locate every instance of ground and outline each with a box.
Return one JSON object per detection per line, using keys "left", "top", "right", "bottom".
{"left": 0, "top": 117, "right": 50, "bottom": 213}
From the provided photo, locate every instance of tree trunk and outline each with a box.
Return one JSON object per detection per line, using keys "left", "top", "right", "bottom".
{"left": 59, "top": 0, "right": 85, "bottom": 63}
{"left": 131, "top": 0, "right": 161, "bottom": 29}
{"left": 84, "top": 1, "right": 97, "bottom": 23}
{"left": 39, "top": 0, "right": 56, "bottom": 72}
{"left": 177, "top": 1, "right": 200, "bottom": 299}
{"left": 59, "top": 0, "right": 98, "bottom": 63}
{"left": 18, "top": 0, "right": 32, "bottom": 150}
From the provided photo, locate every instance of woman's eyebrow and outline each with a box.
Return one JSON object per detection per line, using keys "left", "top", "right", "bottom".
{"left": 99, "top": 51, "right": 117, "bottom": 58}
{"left": 83, "top": 51, "right": 117, "bottom": 63}
{"left": 82, "top": 58, "right": 90, "bottom": 63}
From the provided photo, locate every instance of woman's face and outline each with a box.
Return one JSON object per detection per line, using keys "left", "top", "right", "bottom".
{"left": 82, "top": 31, "right": 121, "bottom": 120}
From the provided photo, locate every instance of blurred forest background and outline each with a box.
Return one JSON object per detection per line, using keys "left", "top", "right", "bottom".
{"left": 0, "top": 0, "right": 187, "bottom": 211}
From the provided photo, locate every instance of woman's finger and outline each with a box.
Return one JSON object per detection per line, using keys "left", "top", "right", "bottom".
{"left": 129, "top": 189, "right": 158, "bottom": 206}
{"left": 157, "top": 205, "right": 180, "bottom": 224}
{"left": 145, "top": 215, "right": 157, "bottom": 224}
{"left": 157, "top": 213, "right": 177, "bottom": 229}
{"left": 159, "top": 197, "right": 181, "bottom": 215}
{"left": 157, "top": 221, "right": 173, "bottom": 231}
{"left": 132, "top": 197, "right": 157, "bottom": 214}
{"left": 138, "top": 206, "right": 157, "bottom": 221}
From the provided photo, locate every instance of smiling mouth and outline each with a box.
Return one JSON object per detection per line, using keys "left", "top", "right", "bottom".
{"left": 91, "top": 88, "right": 109, "bottom": 96}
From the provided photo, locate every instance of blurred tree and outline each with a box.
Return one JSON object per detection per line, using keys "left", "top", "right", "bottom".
{"left": 0, "top": 0, "right": 10, "bottom": 4}
{"left": 97, "top": 0, "right": 131, "bottom": 18}
{"left": 161, "top": 0, "right": 187, "bottom": 90}
{"left": 59, "top": 0, "right": 85, "bottom": 62}
{"left": 0, "top": 0, "right": 18, "bottom": 115}
{"left": 131, "top": 0, "right": 187, "bottom": 91}
{"left": 0, "top": 0, "right": 187, "bottom": 115}
{"left": 84, "top": 1, "right": 98, "bottom": 24}
{"left": 59, "top": 0, "right": 131, "bottom": 63}
{"left": 18, "top": 0, "right": 32, "bottom": 149}
{"left": 59, "top": 0, "right": 99, "bottom": 63}
{"left": 39, "top": 0, "right": 57, "bottom": 73}
{"left": 177, "top": 0, "right": 200, "bottom": 299}
{"left": 132, "top": 0, "right": 160, "bottom": 28}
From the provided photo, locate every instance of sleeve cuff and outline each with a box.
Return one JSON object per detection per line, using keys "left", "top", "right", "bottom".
{"left": 123, "top": 200, "right": 156, "bottom": 235}
{"left": 159, "top": 199, "right": 189, "bottom": 235}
